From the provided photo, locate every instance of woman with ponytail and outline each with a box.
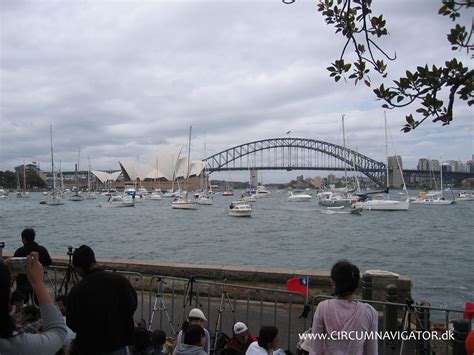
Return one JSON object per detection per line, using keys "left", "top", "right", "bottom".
{"left": 309, "top": 260, "right": 378, "bottom": 355}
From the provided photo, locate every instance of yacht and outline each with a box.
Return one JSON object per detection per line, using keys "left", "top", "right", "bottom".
{"left": 255, "top": 186, "right": 270, "bottom": 198}
{"left": 228, "top": 200, "right": 252, "bottom": 217}
{"left": 100, "top": 195, "right": 135, "bottom": 208}
{"left": 456, "top": 191, "right": 474, "bottom": 201}
{"left": 287, "top": 191, "right": 312, "bottom": 202}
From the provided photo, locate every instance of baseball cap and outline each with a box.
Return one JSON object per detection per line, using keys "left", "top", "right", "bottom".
{"left": 233, "top": 322, "right": 249, "bottom": 335}
{"left": 188, "top": 308, "right": 207, "bottom": 321}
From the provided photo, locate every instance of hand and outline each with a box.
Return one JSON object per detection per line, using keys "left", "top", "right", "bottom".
{"left": 25, "top": 251, "right": 44, "bottom": 289}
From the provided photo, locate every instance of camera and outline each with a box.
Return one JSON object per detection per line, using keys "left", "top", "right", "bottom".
{"left": 67, "top": 246, "right": 74, "bottom": 256}
{"left": 10, "top": 257, "right": 28, "bottom": 274}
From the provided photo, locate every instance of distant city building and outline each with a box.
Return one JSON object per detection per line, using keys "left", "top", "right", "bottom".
{"left": 443, "top": 160, "right": 458, "bottom": 172}
{"left": 417, "top": 158, "right": 429, "bottom": 171}
{"left": 327, "top": 174, "right": 336, "bottom": 184}
{"left": 296, "top": 175, "right": 304, "bottom": 183}
{"left": 467, "top": 159, "right": 474, "bottom": 173}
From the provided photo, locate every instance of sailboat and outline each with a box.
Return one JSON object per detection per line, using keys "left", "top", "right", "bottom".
{"left": 85, "top": 155, "right": 97, "bottom": 199}
{"left": 16, "top": 162, "right": 30, "bottom": 198}
{"left": 70, "top": 148, "right": 84, "bottom": 201}
{"left": 171, "top": 126, "right": 198, "bottom": 210}
{"left": 46, "top": 125, "right": 65, "bottom": 206}
{"left": 196, "top": 138, "right": 213, "bottom": 206}
{"left": 353, "top": 112, "right": 409, "bottom": 211}
{"left": 412, "top": 164, "right": 455, "bottom": 205}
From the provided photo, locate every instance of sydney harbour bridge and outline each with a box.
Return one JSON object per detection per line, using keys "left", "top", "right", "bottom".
{"left": 203, "top": 138, "right": 473, "bottom": 187}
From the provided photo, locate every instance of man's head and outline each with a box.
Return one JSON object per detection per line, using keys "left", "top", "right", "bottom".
{"left": 72, "top": 245, "right": 97, "bottom": 276}
{"left": 21, "top": 228, "right": 35, "bottom": 245}
{"left": 188, "top": 308, "right": 207, "bottom": 327}
{"left": 233, "top": 321, "right": 250, "bottom": 344}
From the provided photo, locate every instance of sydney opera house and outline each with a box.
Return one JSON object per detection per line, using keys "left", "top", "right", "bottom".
{"left": 112, "top": 144, "right": 206, "bottom": 191}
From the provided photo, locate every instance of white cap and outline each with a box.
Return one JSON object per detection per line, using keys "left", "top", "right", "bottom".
{"left": 188, "top": 308, "right": 207, "bottom": 321}
{"left": 233, "top": 322, "right": 249, "bottom": 335}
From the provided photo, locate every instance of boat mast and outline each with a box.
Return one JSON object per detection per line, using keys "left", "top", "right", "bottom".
{"left": 50, "top": 125, "right": 56, "bottom": 198}
{"left": 384, "top": 111, "right": 389, "bottom": 189}
{"left": 342, "top": 114, "right": 348, "bottom": 189}
{"left": 87, "top": 155, "right": 91, "bottom": 192}
{"left": 23, "top": 161, "right": 27, "bottom": 193}
{"left": 185, "top": 125, "right": 192, "bottom": 199}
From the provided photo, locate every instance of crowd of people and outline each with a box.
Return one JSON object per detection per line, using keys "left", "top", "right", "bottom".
{"left": 2, "top": 228, "right": 472, "bottom": 355}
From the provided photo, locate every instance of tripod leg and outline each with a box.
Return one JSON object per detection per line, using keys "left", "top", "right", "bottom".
{"left": 213, "top": 291, "right": 226, "bottom": 351}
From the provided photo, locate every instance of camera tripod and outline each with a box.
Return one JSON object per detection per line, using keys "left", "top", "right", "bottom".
{"left": 212, "top": 280, "right": 237, "bottom": 351}
{"left": 181, "top": 276, "right": 203, "bottom": 324}
{"left": 395, "top": 298, "right": 432, "bottom": 355}
{"left": 57, "top": 246, "right": 80, "bottom": 297}
{"left": 148, "top": 278, "right": 176, "bottom": 335}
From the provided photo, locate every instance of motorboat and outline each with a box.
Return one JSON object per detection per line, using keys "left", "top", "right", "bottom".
{"left": 287, "top": 191, "right": 312, "bottom": 202}
{"left": 255, "top": 186, "right": 270, "bottom": 198}
{"left": 222, "top": 191, "right": 234, "bottom": 196}
{"left": 163, "top": 190, "right": 181, "bottom": 198}
{"left": 196, "top": 194, "right": 213, "bottom": 205}
{"left": 228, "top": 200, "right": 252, "bottom": 217}
{"left": 100, "top": 195, "right": 135, "bottom": 208}
{"left": 456, "top": 191, "right": 474, "bottom": 201}
{"left": 69, "top": 191, "right": 84, "bottom": 201}
{"left": 241, "top": 192, "right": 257, "bottom": 202}
{"left": 150, "top": 191, "right": 162, "bottom": 200}
{"left": 171, "top": 197, "right": 198, "bottom": 210}
{"left": 85, "top": 192, "right": 97, "bottom": 200}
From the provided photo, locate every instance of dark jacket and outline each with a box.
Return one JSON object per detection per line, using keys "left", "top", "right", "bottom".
{"left": 226, "top": 335, "right": 257, "bottom": 355}
{"left": 66, "top": 268, "right": 138, "bottom": 354}
{"left": 14, "top": 242, "right": 52, "bottom": 294}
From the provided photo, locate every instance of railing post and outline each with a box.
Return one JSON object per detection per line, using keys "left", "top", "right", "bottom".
{"left": 362, "top": 273, "right": 372, "bottom": 301}
{"left": 452, "top": 319, "right": 469, "bottom": 355}
{"left": 416, "top": 300, "right": 431, "bottom": 355}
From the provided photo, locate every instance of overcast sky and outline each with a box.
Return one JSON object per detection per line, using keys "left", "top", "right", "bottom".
{"left": 0, "top": 0, "right": 472, "bottom": 182}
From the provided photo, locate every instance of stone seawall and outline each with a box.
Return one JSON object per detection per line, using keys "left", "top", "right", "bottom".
{"left": 46, "top": 256, "right": 411, "bottom": 303}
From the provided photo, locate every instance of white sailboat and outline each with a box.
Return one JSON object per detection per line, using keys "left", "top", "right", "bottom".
{"left": 16, "top": 162, "right": 30, "bottom": 198}
{"left": 86, "top": 155, "right": 97, "bottom": 200}
{"left": 196, "top": 138, "right": 213, "bottom": 206}
{"left": 412, "top": 164, "right": 455, "bottom": 205}
{"left": 70, "top": 148, "right": 84, "bottom": 201}
{"left": 46, "top": 125, "right": 65, "bottom": 206}
{"left": 353, "top": 113, "right": 409, "bottom": 211}
{"left": 172, "top": 126, "right": 198, "bottom": 210}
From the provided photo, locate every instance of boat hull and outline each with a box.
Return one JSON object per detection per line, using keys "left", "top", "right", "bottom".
{"left": 353, "top": 199, "right": 409, "bottom": 211}
{"left": 288, "top": 195, "right": 311, "bottom": 202}
{"left": 171, "top": 201, "right": 198, "bottom": 210}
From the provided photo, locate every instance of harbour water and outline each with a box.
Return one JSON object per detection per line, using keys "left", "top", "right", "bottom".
{"left": 0, "top": 191, "right": 472, "bottom": 311}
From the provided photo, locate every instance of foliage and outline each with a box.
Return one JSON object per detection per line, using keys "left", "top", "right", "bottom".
{"left": 285, "top": 0, "right": 473, "bottom": 131}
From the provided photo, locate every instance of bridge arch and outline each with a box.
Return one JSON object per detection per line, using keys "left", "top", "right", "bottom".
{"left": 204, "top": 138, "right": 386, "bottom": 186}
